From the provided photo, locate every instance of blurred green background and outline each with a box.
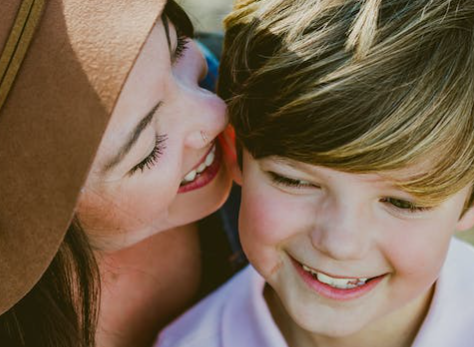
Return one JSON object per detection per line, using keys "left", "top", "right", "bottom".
{"left": 460, "top": 227, "right": 474, "bottom": 245}
{"left": 177, "top": 0, "right": 474, "bottom": 245}
{"left": 177, "top": 0, "right": 232, "bottom": 32}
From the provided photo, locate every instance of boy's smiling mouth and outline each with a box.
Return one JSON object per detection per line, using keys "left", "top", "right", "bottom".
{"left": 301, "top": 264, "right": 369, "bottom": 289}
{"left": 290, "top": 257, "right": 387, "bottom": 300}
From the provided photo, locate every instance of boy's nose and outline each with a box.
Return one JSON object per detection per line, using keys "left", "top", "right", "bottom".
{"left": 310, "top": 201, "right": 372, "bottom": 261}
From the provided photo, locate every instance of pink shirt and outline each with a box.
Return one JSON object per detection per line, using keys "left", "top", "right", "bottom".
{"left": 156, "top": 238, "right": 474, "bottom": 347}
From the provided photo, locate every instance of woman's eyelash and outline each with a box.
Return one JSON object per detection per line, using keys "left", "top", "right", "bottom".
{"left": 381, "top": 197, "right": 430, "bottom": 213}
{"left": 174, "top": 31, "right": 189, "bottom": 61}
{"left": 268, "top": 171, "right": 314, "bottom": 188}
{"left": 130, "top": 135, "right": 167, "bottom": 175}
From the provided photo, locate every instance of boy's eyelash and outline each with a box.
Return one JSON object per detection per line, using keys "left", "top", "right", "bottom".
{"left": 269, "top": 172, "right": 431, "bottom": 213}
{"left": 381, "top": 197, "right": 430, "bottom": 213}
{"left": 174, "top": 31, "right": 189, "bottom": 61}
{"left": 268, "top": 171, "right": 315, "bottom": 188}
{"left": 268, "top": 171, "right": 431, "bottom": 213}
{"left": 130, "top": 135, "right": 167, "bottom": 175}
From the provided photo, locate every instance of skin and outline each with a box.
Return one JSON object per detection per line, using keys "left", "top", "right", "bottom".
{"left": 237, "top": 150, "right": 474, "bottom": 347}
{"left": 75, "top": 8, "right": 234, "bottom": 347}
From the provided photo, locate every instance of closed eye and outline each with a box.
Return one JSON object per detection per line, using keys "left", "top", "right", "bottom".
{"left": 130, "top": 135, "right": 167, "bottom": 175}
{"left": 381, "top": 197, "right": 430, "bottom": 213}
{"left": 267, "top": 171, "right": 317, "bottom": 188}
{"left": 173, "top": 29, "right": 190, "bottom": 63}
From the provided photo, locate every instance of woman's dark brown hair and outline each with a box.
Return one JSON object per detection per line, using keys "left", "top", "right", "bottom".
{"left": 0, "top": 219, "right": 99, "bottom": 347}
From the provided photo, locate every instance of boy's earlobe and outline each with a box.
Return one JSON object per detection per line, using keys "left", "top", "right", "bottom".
{"left": 218, "top": 125, "right": 242, "bottom": 185}
{"left": 233, "top": 164, "right": 243, "bottom": 186}
{"left": 456, "top": 205, "right": 474, "bottom": 231}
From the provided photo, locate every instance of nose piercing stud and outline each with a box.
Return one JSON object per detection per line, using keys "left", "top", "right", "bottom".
{"left": 201, "top": 130, "right": 209, "bottom": 144}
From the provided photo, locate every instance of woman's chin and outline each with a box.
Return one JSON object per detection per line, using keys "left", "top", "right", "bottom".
{"left": 172, "top": 160, "right": 233, "bottom": 221}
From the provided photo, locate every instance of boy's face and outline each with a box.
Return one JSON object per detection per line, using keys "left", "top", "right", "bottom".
{"left": 239, "top": 150, "right": 474, "bottom": 338}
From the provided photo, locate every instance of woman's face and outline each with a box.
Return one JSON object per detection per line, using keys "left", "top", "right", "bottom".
{"left": 76, "top": 13, "right": 232, "bottom": 251}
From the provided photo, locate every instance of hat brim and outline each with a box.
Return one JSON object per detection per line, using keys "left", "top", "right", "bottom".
{"left": 0, "top": 0, "right": 166, "bottom": 314}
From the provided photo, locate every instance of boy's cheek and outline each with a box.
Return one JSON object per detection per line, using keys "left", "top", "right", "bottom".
{"left": 239, "top": 187, "right": 298, "bottom": 275}
{"left": 240, "top": 184, "right": 295, "bottom": 243}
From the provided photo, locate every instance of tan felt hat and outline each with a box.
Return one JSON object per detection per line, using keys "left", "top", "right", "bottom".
{"left": 0, "top": 0, "right": 165, "bottom": 314}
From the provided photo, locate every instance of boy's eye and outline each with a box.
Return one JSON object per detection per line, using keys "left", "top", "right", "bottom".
{"left": 268, "top": 171, "right": 316, "bottom": 188}
{"left": 381, "top": 197, "right": 429, "bottom": 213}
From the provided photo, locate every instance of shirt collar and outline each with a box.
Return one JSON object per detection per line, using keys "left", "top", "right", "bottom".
{"left": 222, "top": 266, "right": 288, "bottom": 347}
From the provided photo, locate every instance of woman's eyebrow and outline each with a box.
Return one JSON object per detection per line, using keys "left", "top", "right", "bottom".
{"left": 102, "top": 101, "right": 162, "bottom": 174}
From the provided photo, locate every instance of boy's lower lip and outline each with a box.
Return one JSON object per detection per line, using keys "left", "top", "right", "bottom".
{"left": 177, "top": 145, "right": 221, "bottom": 193}
{"left": 291, "top": 257, "right": 386, "bottom": 301}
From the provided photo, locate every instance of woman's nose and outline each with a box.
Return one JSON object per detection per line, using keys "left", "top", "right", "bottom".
{"left": 184, "top": 95, "right": 227, "bottom": 149}
{"left": 184, "top": 40, "right": 209, "bottom": 84}
{"left": 182, "top": 43, "right": 228, "bottom": 149}
{"left": 310, "top": 199, "right": 372, "bottom": 261}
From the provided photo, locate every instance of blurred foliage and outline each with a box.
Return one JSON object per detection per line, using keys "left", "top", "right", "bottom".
{"left": 458, "top": 229, "right": 474, "bottom": 246}
{"left": 177, "top": 0, "right": 233, "bottom": 32}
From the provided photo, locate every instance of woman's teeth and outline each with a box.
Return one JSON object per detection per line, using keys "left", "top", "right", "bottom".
{"left": 302, "top": 264, "right": 368, "bottom": 289}
{"left": 181, "top": 146, "right": 216, "bottom": 185}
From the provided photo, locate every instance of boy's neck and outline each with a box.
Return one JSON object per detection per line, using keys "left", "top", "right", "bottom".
{"left": 264, "top": 283, "right": 434, "bottom": 347}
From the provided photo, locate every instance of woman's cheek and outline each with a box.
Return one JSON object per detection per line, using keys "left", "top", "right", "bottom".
{"left": 77, "top": 174, "right": 173, "bottom": 238}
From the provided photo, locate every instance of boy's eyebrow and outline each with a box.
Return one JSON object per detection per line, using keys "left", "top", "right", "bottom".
{"left": 273, "top": 157, "right": 313, "bottom": 173}
{"left": 273, "top": 157, "right": 386, "bottom": 183}
{"left": 102, "top": 102, "right": 162, "bottom": 173}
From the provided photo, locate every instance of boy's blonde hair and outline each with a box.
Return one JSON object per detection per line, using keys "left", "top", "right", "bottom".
{"left": 219, "top": 0, "right": 474, "bottom": 207}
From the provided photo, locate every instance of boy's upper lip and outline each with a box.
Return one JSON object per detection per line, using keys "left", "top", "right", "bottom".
{"left": 290, "top": 254, "right": 384, "bottom": 280}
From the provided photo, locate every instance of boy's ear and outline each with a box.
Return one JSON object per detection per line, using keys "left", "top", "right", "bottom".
{"left": 456, "top": 205, "right": 474, "bottom": 231}
{"left": 232, "top": 163, "right": 243, "bottom": 186}
{"left": 218, "top": 125, "right": 242, "bottom": 185}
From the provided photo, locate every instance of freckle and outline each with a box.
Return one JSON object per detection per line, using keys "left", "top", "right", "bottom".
{"left": 110, "top": 272, "right": 119, "bottom": 281}
{"left": 101, "top": 269, "right": 120, "bottom": 284}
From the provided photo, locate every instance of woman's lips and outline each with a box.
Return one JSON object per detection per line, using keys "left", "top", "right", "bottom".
{"left": 291, "top": 257, "right": 386, "bottom": 301}
{"left": 178, "top": 144, "right": 221, "bottom": 193}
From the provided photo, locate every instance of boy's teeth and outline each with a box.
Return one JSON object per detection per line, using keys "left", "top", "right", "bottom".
{"left": 181, "top": 145, "right": 217, "bottom": 184}
{"left": 302, "top": 265, "right": 368, "bottom": 289}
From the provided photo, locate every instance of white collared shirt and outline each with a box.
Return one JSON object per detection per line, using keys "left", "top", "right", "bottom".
{"left": 156, "top": 238, "right": 474, "bottom": 347}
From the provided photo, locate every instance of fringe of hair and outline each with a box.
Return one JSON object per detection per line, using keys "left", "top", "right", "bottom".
{"left": 220, "top": 0, "right": 474, "bottom": 206}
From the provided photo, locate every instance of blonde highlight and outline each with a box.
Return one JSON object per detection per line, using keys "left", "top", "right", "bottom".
{"left": 219, "top": 0, "right": 474, "bottom": 205}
